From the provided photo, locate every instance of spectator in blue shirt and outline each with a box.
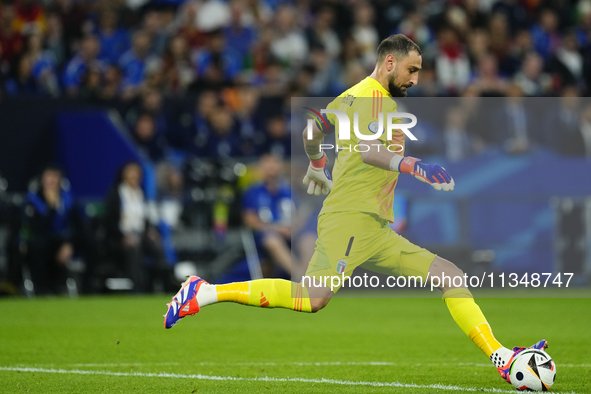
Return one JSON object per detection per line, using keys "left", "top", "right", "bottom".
{"left": 195, "top": 29, "right": 242, "bottom": 82}
{"left": 62, "top": 35, "right": 103, "bottom": 96}
{"left": 24, "top": 32, "right": 60, "bottom": 96}
{"left": 242, "top": 154, "right": 298, "bottom": 277}
{"left": 5, "top": 54, "right": 39, "bottom": 96}
{"left": 133, "top": 113, "right": 168, "bottom": 163}
{"left": 119, "top": 30, "right": 153, "bottom": 99}
{"left": 201, "top": 106, "right": 243, "bottom": 158}
{"left": 223, "top": 0, "right": 257, "bottom": 61}
{"left": 530, "top": 9, "right": 561, "bottom": 60}
{"left": 261, "top": 114, "right": 291, "bottom": 158}
{"left": 96, "top": 8, "right": 130, "bottom": 65}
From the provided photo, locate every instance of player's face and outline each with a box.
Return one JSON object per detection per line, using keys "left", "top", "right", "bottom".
{"left": 387, "top": 51, "right": 422, "bottom": 97}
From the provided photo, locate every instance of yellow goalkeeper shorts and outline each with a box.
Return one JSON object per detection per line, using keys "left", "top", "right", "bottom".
{"left": 303, "top": 211, "right": 436, "bottom": 292}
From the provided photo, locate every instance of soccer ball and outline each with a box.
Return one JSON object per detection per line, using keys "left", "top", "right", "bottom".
{"left": 509, "top": 349, "right": 556, "bottom": 391}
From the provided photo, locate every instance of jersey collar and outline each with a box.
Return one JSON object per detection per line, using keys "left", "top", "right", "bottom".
{"left": 365, "top": 76, "right": 391, "bottom": 97}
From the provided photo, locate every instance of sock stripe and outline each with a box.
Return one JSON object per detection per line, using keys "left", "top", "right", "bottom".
{"left": 295, "top": 285, "right": 302, "bottom": 311}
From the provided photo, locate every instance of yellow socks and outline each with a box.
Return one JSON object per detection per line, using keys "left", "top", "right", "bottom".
{"left": 442, "top": 287, "right": 502, "bottom": 357}
{"left": 213, "top": 279, "right": 312, "bottom": 312}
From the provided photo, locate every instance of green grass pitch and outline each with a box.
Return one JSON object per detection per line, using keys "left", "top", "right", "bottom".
{"left": 1, "top": 292, "right": 590, "bottom": 393}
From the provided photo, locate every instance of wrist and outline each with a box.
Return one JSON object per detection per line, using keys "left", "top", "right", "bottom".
{"left": 309, "top": 152, "right": 326, "bottom": 168}
{"left": 388, "top": 155, "right": 404, "bottom": 172}
{"left": 398, "top": 156, "right": 419, "bottom": 174}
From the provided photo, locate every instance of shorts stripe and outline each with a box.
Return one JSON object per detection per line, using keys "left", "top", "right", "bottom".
{"left": 345, "top": 237, "right": 354, "bottom": 257}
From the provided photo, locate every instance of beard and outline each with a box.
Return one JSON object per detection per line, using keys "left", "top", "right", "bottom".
{"left": 388, "top": 73, "right": 411, "bottom": 97}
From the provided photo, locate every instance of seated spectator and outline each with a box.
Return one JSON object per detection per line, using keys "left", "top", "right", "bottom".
{"left": 176, "top": 1, "right": 207, "bottom": 50}
{"left": 142, "top": 10, "right": 169, "bottom": 57}
{"left": 118, "top": 30, "right": 153, "bottom": 99}
{"left": 496, "top": 84, "right": 536, "bottom": 154}
{"left": 156, "top": 162, "right": 185, "bottom": 230}
{"left": 62, "top": 35, "right": 104, "bottom": 97}
{"left": 443, "top": 106, "right": 473, "bottom": 161}
{"left": 242, "top": 154, "right": 298, "bottom": 277}
{"left": 530, "top": 9, "right": 561, "bottom": 61}
{"left": 435, "top": 26, "right": 471, "bottom": 95}
{"left": 351, "top": 2, "right": 378, "bottom": 69}
{"left": 162, "top": 35, "right": 195, "bottom": 95}
{"left": 4, "top": 54, "right": 38, "bottom": 95}
{"left": 223, "top": 0, "right": 257, "bottom": 61}
{"left": 503, "top": 29, "right": 534, "bottom": 76}
{"left": 548, "top": 31, "right": 584, "bottom": 90}
{"left": 306, "top": 6, "right": 340, "bottom": 60}
{"left": 45, "top": 11, "right": 66, "bottom": 67}
{"left": 126, "top": 88, "right": 167, "bottom": 136}
{"left": 545, "top": 86, "right": 588, "bottom": 156}
{"left": 235, "top": 86, "right": 265, "bottom": 157}
{"left": 24, "top": 32, "right": 60, "bottom": 97}
{"left": 261, "top": 114, "right": 290, "bottom": 158}
{"left": 100, "top": 65, "right": 122, "bottom": 101}
{"left": 103, "top": 162, "right": 171, "bottom": 293}
{"left": 307, "top": 45, "right": 342, "bottom": 96}
{"left": 20, "top": 165, "right": 82, "bottom": 294}
{"left": 0, "top": 3, "right": 24, "bottom": 73}
{"left": 469, "top": 54, "right": 508, "bottom": 96}
{"left": 78, "top": 65, "right": 103, "bottom": 100}
{"left": 513, "top": 52, "right": 552, "bottom": 96}
{"left": 270, "top": 4, "right": 308, "bottom": 67}
{"left": 201, "top": 106, "right": 243, "bottom": 158}
{"left": 95, "top": 7, "right": 130, "bottom": 65}
{"left": 132, "top": 113, "right": 168, "bottom": 163}
{"left": 195, "top": 29, "right": 242, "bottom": 84}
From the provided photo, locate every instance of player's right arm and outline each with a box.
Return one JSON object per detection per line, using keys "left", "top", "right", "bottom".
{"left": 301, "top": 122, "right": 333, "bottom": 196}
{"left": 359, "top": 141, "right": 455, "bottom": 191}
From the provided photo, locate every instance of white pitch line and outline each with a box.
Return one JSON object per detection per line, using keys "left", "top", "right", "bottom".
{"left": 37, "top": 361, "right": 591, "bottom": 368}
{"left": 0, "top": 366, "right": 581, "bottom": 394}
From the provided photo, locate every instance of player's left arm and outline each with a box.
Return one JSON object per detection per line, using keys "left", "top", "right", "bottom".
{"left": 301, "top": 119, "right": 334, "bottom": 196}
{"left": 359, "top": 141, "right": 455, "bottom": 191}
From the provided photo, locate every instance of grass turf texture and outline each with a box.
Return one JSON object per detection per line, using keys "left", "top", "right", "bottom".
{"left": 1, "top": 293, "right": 590, "bottom": 393}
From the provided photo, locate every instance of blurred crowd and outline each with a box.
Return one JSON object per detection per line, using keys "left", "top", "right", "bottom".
{"left": 3, "top": 0, "right": 591, "bottom": 295}
{"left": 2, "top": 0, "right": 591, "bottom": 162}
{"left": 1, "top": 0, "right": 591, "bottom": 100}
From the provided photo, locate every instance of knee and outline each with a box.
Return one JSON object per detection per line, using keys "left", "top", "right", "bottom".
{"left": 310, "top": 297, "right": 330, "bottom": 313}
{"left": 429, "top": 256, "right": 467, "bottom": 292}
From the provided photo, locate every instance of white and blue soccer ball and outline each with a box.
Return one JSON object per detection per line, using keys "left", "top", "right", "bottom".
{"left": 509, "top": 349, "right": 556, "bottom": 391}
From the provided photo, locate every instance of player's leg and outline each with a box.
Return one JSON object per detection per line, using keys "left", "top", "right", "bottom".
{"left": 164, "top": 234, "right": 327, "bottom": 329}
{"left": 365, "top": 227, "right": 547, "bottom": 384}
{"left": 164, "top": 212, "right": 379, "bottom": 328}
{"left": 428, "top": 256, "right": 505, "bottom": 357}
{"left": 428, "top": 256, "right": 548, "bottom": 382}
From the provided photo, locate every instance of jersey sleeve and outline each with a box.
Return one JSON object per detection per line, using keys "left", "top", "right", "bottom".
{"left": 320, "top": 97, "right": 339, "bottom": 135}
{"left": 353, "top": 91, "right": 399, "bottom": 144}
{"left": 242, "top": 187, "right": 257, "bottom": 211}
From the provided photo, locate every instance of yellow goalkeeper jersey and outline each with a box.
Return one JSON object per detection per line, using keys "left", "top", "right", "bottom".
{"left": 320, "top": 77, "right": 405, "bottom": 222}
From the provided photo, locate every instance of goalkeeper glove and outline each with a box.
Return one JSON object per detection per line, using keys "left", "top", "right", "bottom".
{"left": 397, "top": 156, "right": 455, "bottom": 191}
{"left": 303, "top": 153, "right": 333, "bottom": 195}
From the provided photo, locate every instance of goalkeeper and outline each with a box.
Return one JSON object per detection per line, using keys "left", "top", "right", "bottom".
{"left": 164, "top": 34, "right": 547, "bottom": 386}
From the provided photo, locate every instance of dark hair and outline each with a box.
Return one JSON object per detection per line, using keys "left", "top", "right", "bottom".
{"left": 41, "top": 163, "right": 64, "bottom": 178}
{"left": 377, "top": 34, "right": 422, "bottom": 62}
